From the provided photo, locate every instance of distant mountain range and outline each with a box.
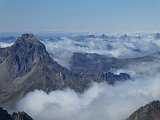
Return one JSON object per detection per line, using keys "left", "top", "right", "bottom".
{"left": 70, "top": 51, "right": 160, "bottom": 74}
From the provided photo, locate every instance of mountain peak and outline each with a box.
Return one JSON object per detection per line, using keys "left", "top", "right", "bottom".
{"left": 12, "top": 33, "right": 46, "bottom": 52}
{"left": 15, "top": 33, "right": 40, "bottom": 45}
{"left": 21, "top": 33, "right": 34, "bottom": 39}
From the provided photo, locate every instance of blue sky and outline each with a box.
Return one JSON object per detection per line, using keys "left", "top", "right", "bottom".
{"left": 0, "top": 0, "right": 160, "bottom": 33}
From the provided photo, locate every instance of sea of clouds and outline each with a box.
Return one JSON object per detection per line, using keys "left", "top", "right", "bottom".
{"left": 42, "top": 33, "right": 160, "bottom": 68}
{"left": 1, "top": 33, "right": 160, "bottom": 120}
{"left": 16, "top": 73, "right": 160, "bottom": 120}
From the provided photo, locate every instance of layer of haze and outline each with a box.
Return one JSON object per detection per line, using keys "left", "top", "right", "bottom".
{"left": 1, "top": 0, "right": 160, "bottom": 32}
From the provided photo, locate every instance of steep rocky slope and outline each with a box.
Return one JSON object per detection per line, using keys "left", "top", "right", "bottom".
{"left": 0, "top": 33, "right": 83, "bottom": 107}
{"left": 127, "top": 100, "right": 160, "bottom": 120}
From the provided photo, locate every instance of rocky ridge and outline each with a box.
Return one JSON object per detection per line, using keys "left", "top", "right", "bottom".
{"left": 0, "top": 107, "right": 33, "bottom": 120}
{"left": 127, "top": 100, "right": 160, "bottom": 120}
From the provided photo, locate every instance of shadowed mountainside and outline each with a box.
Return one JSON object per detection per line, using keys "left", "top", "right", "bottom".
{"left": 0, "top": 107, "right": 33, "bottom": 120}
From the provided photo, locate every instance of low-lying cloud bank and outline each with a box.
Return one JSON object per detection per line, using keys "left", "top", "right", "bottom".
{"left": 16, "top": 74, "right": 160, "bottom": 120}
{"left": 0, "top": 42, "right": 14, "bottom": 48}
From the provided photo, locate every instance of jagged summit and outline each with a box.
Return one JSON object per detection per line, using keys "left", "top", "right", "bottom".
{"left": 15, "top": 33, "right": 42, "bottom": 46}
{"left": 155, "top": 33, "right": 160, "bottom": 40}
{"left": 11, "top": 33, "right": 46, "bottom": 54}
{"left": 21, "top": 33, "right": 34, "bottom": 38}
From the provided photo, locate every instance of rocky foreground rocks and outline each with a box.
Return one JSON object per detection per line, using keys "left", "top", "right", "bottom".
{"left": 0, "top": 107, "right": 33, "bottom": 120}
{"left": 127, "top": 100, "right": 160, "bottom": 120}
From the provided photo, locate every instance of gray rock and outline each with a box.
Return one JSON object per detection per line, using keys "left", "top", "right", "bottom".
{"left": 127, "top": 100, "right": 160, "bottom": 120}
{"left": 155, "top": 33, "right": 160, "bottom": 40}
{"left": 100, "top": 72, "right": 131, "bottom": 85}
{"left": 0, "top": 107, "right": 33, "bottom": 120}
{"left": 0, "top": 107, "right": 13, "bottom": 120}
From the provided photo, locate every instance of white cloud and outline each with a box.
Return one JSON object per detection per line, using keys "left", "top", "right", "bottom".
{"left": 16, "top": 73, "right": 160, "bottom": 120}
{"left": 0, "top": 42, "right": 13, "bottom": 48}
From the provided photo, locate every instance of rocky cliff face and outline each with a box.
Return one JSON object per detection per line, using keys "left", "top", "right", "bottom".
{"left": 155, "top": 33, "right": 160, "bottom": 40}
{"left": 100, "top": 72, "right": 131, "bottom": 85}
{"left": 0, "top": 34, "right": 78, "bottom": 107}
{"left": 127, "top": 100, "right": 160, "bottom": 120}
{"left": 0, "top": 107, "right": 33, "bottom": 120}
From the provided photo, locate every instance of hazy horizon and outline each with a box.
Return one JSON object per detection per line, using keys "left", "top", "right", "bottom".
{"left": 1, "top": 0, "right": 160, "bottom": 33}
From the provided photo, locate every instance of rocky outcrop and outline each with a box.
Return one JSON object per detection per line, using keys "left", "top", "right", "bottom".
{"left": 155, "top": 33, "right": 160, "bottom": 40}
{"left": 120, "top": 34, "right": 130, "bottom": 40}
{"left": 127, "top": 100, "right": 160, "bottom": 120}
{"left": 12, "top": 112, "right": 33, "bottom": 120}
{"left": 0, "top": 107, "right": 33, "bottom": 120}
{"left": 100, "top": 72, "right": 131, "bottom": 85}
{"left": 0, "top": 107, "right": 13, "bottom": 120}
